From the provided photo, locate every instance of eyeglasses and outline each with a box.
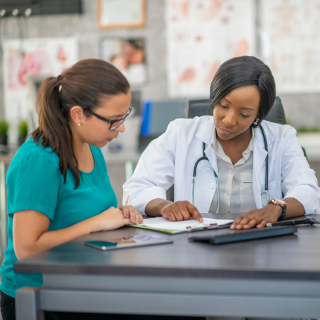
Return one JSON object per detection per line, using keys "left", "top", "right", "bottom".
{"left": 66, "top": 105, "right": 132, "bottom": 131}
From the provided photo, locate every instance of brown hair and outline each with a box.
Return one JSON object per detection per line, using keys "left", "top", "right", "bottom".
{"left": 32, "top": 59, "right": 130, "bottom": 188}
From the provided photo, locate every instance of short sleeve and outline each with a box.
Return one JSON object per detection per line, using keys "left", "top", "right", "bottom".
{"left": 6, "top": 153, "right": 62, "bottom": 220}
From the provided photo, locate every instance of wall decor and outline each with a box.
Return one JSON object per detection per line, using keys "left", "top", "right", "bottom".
{"left": 97, "top": 0, "right": 146, "bottom": 29}
{"left": 101, "top": 37, "right": 147, "bottom": 85}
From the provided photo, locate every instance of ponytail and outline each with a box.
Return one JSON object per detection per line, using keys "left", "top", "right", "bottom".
{"left": 32, "top": 59, "right": 130, "bottom": 188}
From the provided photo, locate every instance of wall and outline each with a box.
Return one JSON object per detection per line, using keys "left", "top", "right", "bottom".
{"left": 0, "top": 0, "right": 168, "bottom": 118}
{"left": 1, "top": 0, "right": 320, "bottom": 127}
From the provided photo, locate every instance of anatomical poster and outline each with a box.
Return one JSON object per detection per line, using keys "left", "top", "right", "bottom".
{"left": 166, "top": 0, "right": 255, "bottom": 97}
{"left": 2, "top": 37, "right": 78, "bottom": 145}
{"left": 261, "top": 0, "right": 320, "bottom": 93}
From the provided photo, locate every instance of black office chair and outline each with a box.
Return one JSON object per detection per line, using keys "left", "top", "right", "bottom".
{"left": 166, "top": 96, "right": 307, "bottom": 201}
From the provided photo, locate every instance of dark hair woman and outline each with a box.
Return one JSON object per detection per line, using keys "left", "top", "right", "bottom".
{"left": 0, "top": 59, "right": 144, "bottom": 320}
{"left": 124, "top": 56, "right": 320, "bottom": 230}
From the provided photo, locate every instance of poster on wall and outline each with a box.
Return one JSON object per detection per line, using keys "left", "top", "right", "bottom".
{"left": 2, "top": 37, "right": 79, "bottom": 145}
{"left": 166, "top": 0, "right": 255, "bottom": 98}
{"left": 100, "top": 38, "right": 147, "bottom": 86}
{"left": 261, "top": 0, "right": 320, "bottom": 93}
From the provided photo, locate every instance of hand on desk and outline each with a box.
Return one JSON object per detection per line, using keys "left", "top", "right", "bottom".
{"left": 120, "top": 205, "right": 143, "bottom": 225}
{"left": 91, "top": 206, "right": 143, "bottom": 232}
{"left": 230, "top": 204, "right": 282, "bottom": 230}
{"left": 230, "top": 198, "right": 306, "bottom": 229}
{"left": 160, "top": 201, "right": 204, "bottom": 222}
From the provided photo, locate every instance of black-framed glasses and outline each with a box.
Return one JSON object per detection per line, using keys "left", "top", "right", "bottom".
{"left": 67, "top": 105, "right": 132, "bottom": 131}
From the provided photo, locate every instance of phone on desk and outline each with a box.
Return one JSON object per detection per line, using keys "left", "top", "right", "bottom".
{"left": 85, "top": 234, "right": 173, "bottom": 251}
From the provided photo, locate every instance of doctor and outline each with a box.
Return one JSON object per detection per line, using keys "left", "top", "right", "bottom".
{"left": 123, "top": 56, "right": 320, "bottom": 229}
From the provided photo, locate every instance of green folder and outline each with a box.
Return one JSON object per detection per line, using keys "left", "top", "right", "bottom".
{"left": 128, "top": 224, "right": 179, "bottom": 234}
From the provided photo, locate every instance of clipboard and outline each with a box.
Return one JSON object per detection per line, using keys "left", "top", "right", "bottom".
{"left": 128, "top": 217, "right": 234, "bottom": 235}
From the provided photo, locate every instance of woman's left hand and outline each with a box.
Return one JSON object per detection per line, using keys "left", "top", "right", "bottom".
{"left": 230, "top": 204, "right": 282, "bottom": 229}
{"left": 119, "top": 205, "right": 143, "bottom": 225}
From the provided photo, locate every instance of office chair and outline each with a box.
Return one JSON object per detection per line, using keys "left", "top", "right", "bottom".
{"left": 166, "top": 97, "right": 307, "bottom": 201}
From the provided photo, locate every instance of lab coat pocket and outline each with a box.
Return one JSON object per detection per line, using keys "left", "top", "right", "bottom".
{"left": 240, "top": 172, "right": 256, "bottom": 213}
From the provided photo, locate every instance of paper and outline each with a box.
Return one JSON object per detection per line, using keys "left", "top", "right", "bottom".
{"left": 139, "top": 217, "right": 233, "bottom": 231}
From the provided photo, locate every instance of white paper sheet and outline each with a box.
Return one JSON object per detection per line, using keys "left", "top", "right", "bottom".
{"left": 139, "top": 217, "right": 234, "bottom": 231}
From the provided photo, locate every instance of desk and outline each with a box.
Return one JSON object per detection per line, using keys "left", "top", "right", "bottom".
{"left": 15, "top": 213, "right": 320, "bottom": 320}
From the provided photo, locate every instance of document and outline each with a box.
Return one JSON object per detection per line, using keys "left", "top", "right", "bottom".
{"left": 128, "top": 217, "right": 234, "bottom": 234}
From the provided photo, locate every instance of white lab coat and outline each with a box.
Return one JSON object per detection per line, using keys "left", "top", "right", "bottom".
{"left": 123, "top": 116, "right": 320, "bottom": 215}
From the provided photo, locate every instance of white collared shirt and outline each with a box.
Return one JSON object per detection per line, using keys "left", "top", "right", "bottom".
{"left": 209, "top": 128, "right": 257, "bottom": 214}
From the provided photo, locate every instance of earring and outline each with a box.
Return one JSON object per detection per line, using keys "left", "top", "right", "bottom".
{"left": 253, "top": 117, "right": 259, "bottom": 125}
{"left": 78, "top": 123, "right": 81, "bottom": 126}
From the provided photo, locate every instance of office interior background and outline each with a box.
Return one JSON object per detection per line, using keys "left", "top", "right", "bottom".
{"left": 0, "top": 0, "right": 320, "bottom": 253}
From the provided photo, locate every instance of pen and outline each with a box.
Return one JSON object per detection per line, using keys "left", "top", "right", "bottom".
{"left": 266, "top": 218, "right": 319, "bottom": 227}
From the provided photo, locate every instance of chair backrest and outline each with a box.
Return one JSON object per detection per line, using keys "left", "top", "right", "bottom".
{"left": 185, "top": 96, "right": 286, "bottom": 125}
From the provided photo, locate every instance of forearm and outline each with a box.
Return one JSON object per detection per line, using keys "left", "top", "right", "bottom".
{"left": 283, "top": 197, "right": 306, "bottom": 218}
{"left": 145, "top": 199, "right": 173, "bottom": 217}
{"left": 16, "top": 217, "right": 96, "bottom": 260}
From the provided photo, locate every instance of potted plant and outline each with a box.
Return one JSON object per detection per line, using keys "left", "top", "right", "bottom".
{"left": 0, "top": 119, "right": 9, "bottom": 146}
{"left": 18, "top": 120, "right": 28, "bottom": 146}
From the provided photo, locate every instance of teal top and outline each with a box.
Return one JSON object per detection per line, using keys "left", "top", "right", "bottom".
{"left": 0, "top": 138, "right": 117, "bottom": 298}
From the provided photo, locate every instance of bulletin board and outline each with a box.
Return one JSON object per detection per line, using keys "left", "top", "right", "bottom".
{"left": 260, "top": 0, "right": 320, "bottom": 93}
{"left": 2, "top": 37, "right": 78, "bottom": 145}
{"left": 166, "top": 0, "right": 255, "bottom": 98}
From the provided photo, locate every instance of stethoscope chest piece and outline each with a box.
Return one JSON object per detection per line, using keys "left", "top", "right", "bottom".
{"left": 261, "top": 192, "right": 271, "bottom": 207}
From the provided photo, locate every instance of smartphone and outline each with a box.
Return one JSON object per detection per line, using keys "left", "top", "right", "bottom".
{"left": 85, "top": 234, "right": 173, "bottom": 251}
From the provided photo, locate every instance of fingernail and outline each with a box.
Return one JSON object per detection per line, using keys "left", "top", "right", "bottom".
{"left": 125, "top": 213, "right": 129, "bottom": 217}
{"left": 132, "top": 218, "right": 136, "bottom": 221}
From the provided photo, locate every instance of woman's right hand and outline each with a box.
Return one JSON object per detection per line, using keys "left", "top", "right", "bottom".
{"left": 90, "top": 207, "right": 132, "bottom": 233}
{"left": 160, "top": 201, "right": 203, "bottom": 222}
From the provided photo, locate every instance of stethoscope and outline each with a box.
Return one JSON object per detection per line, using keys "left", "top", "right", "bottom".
{"left": 192, "top": 125, "right": 270, "bottom": 213}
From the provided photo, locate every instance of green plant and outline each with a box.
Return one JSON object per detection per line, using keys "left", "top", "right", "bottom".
{"left": 18, "top": 120, "right": 28, "bottom": 138}
{"left": 0, "top": 119, "right": 9, "bottom": 137}
{"left": 297, "top": 126, "right": 320, "bottom": 133}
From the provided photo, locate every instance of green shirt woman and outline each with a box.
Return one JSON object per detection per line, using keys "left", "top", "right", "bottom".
{"left": 0, "top": 59, "right": 143, "bottom": 320}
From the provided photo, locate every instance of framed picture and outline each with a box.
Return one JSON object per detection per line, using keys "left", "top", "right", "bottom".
{"left": 100, "top": 38, "right": 147, "bottom": 86}
{"left": 97, "top": 0, "right": 146, "bottom": 29}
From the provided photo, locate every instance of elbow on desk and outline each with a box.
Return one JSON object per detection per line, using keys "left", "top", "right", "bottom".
{"left": 14, "top": 241, "right": 39, "bottom": 261}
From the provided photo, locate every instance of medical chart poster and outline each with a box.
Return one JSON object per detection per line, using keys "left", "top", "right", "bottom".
{"left": 261, "top": 0, "right": 320, "bottom": 93}
{"left": 2, "top": 37, "right": 79, "bottom": 145}
{"left": 165, "top": 0, "right": 255, "bottom": 98}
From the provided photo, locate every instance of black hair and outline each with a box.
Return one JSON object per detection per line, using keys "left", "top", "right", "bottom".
{"left": 208, "top": 56, "right": 276, "bottom": 127}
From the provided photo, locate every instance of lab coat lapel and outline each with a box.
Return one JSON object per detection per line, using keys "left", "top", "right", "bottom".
{"left": 253, "top": 126, "right": 268, "bottom": 208}
{"left": 195, "top": 118, "right": 218, "bottom": 174}
{"left": 194, "top": 118, "right": 218, "bottom": 212}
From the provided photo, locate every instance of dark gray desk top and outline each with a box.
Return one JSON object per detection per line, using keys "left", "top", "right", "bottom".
{"left": 14, "top": 213, "right": 320, "bottom": 281}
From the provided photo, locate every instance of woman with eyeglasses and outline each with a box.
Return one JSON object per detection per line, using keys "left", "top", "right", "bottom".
{"left": 0, "top": 59, "right": 146, "bottom": 320}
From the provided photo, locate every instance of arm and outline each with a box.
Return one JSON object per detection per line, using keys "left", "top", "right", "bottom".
{"left": 123, "top": 121, "right": 178, "bottom": 214}
{"left": 231, "top": 197, "right": 305, "bottom": 230}
{"left": 13, "top": 207, "right": 141, "bottom": 260}
{"left": 123, "top": 120, "right": 203, "bottom": 222}
{"left": 232, "top": 125, "right": 319, "bottom": 229}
